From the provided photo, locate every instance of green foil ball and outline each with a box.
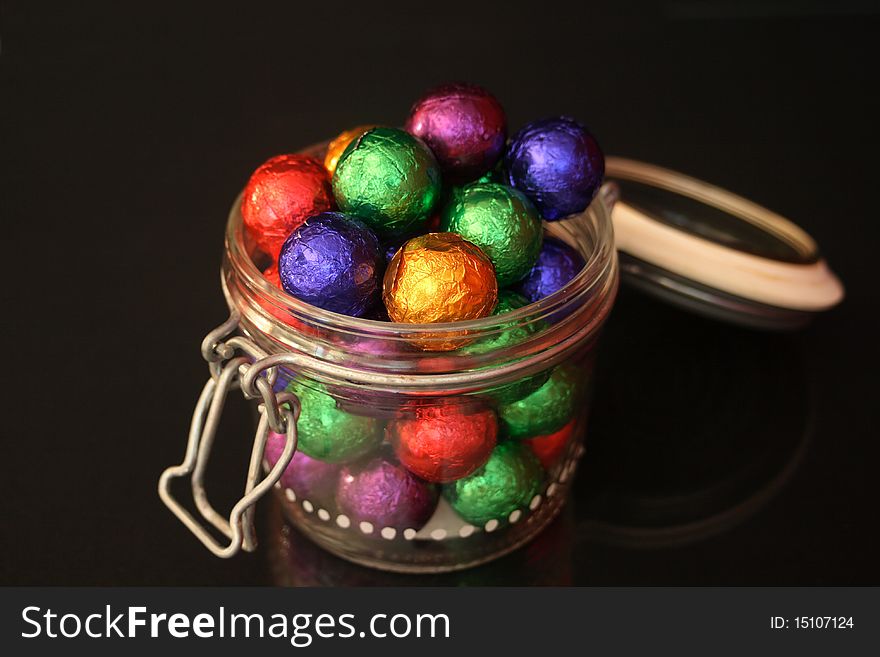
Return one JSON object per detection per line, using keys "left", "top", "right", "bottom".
{"left": 285, "top": 380, "right": 383, "bottom": 463}
{"left": 498, "top": 365, "right": 580, "bottom": 439}
{"left": 440, "top": 182, "right": 543, "bottom": 287}
{"left": 332, "top": 127, "right": 442, "bottom": 239}
{"left": 444, "top": 441, "right": 543, "bottom": 525}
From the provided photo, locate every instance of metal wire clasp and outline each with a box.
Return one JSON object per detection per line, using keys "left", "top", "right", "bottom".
{"left": 158, "top": 314, "right": 299, "bottom": 558}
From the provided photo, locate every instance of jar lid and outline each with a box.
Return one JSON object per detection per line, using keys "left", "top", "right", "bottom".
{"left": 605, "top": 157, "right": 844, "bottom": 330}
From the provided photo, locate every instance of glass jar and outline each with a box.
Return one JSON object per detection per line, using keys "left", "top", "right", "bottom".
{"left": 161, "top": 146, "right": 844, "bottom": 574}
{"left": 160, "top": 140, "right": 618, "bottom": 573}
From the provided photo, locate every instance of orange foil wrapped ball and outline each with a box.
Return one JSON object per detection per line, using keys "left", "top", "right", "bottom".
{"left": 241, "top": 154, "right": 334, "bottom": 258}
{"left": 389, "top": 402, "right": 498, "bottom": 483}
{"left": 323, "top": 125, "right": 377, "bottom": 176}
{"left": 383, "top": 233, "right": 498, "bottom": 326}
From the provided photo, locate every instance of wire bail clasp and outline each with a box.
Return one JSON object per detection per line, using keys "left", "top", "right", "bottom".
{"left": 158, "top": 315, "right": 299, "bottom": 558}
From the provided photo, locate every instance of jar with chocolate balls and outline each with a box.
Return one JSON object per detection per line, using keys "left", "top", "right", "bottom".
{"left": 159, "top": 83, "right": 617, "bottom": 572}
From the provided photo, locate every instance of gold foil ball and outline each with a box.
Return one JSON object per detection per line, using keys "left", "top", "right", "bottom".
{"left": 383, "top": 233, "right": 498, "bottom": 336}
{"left": 323, "top": 125, "right": 377, "bottom": 176}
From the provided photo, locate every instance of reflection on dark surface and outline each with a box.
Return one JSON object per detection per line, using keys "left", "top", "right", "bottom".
{"left": 266, "top": 499, "right": 575, "bottom": 587}
{"left": 265, "top": 285, "right": 812, "bottom": 585}
{"left": 574, "top": 286, "right": 811, "bottom": 548}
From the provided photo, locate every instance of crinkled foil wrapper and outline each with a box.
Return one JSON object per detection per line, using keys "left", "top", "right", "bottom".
{"left": 332, "top": 127, "right": 441, "bottom": 239}
{"left": 443, "top": 441, "right": 543, "bottom": 526}
{"left": 389, "top": 402, "right": 498, "bottom": 483}
{"left": 383, "top": 232, "right": 497, "bottom": 323}
{"left": 498, "top": 365, "right": 580, "bottom": 439}
{"left": 323, "top": 125, "right": 376, "bottom": 177}
{"left": 440, "top": 182, "right": 543, "bottom": 287}
{"left": 382, "top": 233, "right": 498, "bottom": 351}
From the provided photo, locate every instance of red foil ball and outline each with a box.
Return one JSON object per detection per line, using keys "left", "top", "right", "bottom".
{"left": 241, "top": 154, "right": 334, "bottom": 258}
{"left": 525, "top": 419, "right": 576, "bottom": 469}
{"left": 405, "top": 82, "right": 507, "bottom": 181}
{"left": 389, "top": 401, "right": 497, "bottom": 483}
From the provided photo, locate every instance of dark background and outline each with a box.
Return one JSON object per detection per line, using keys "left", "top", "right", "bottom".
{"left": 2, "top": 0, "right": 878, "bottom": 585}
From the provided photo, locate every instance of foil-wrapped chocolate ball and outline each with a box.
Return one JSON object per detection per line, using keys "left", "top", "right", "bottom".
{"left": 323, "top": 125, "right": 377, "bottom": 177}
{"left": 405, "top": 82, "right": 506, "bottom": 181}
{"left": 499, "top": 365, "right": 580, "bottom": 439}
{"left": 525, "top": 419, "right": 576, "bottom": 469}
{"left": 444, "top": 441, "right": 543, "bottom": 526}
{"left": 265, "top": 433, "right": 340, "bottom": 509}
{"left": 278, "top": 212, "right": 382, "bottom": 317}
{"left": 441, "top": 182, "right": 543, "bottom": 287}
{"left": 389, "top": 402, "right": 497, "bottom": 483}
{"left": 332, "top": 127, "right": 441, "bottom": 239}
{"left": 516, "top": 237, "right": 586, "bottom": 303}
{"left": 383, "top": 232, "right": 498, "bottom": 324}
{"left": 505, "top": 117, "right": 604, "bottom": 220}
{"left": 337, "top": 455, "right": 439, "bottom": 531}
{"left": 242, "top": 154, "right": 334, "bottom": 258}
{"left": 286, "top": 380, "right": 383, "bottom": 463}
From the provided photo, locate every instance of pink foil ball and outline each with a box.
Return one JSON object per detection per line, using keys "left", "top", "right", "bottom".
{"left": 336, "top": 455, "right": 439, "bottom": 531}
{"left": 405, "top": 82, "right": 507, "bottom": 181}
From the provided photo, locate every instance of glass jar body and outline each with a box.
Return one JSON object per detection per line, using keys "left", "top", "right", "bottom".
{"left": 221, "top": 144, "right": 618, "bottom": 573}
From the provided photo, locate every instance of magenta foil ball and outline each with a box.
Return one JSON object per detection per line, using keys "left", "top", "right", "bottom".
{"left": 336, "top": 456, "right": 439, "bottom": 531}
{"left": 405, "top": 82, "right": 507, "bottom": 181}
{"left": 265, "top": 432, "right": 340, "bottom": 509}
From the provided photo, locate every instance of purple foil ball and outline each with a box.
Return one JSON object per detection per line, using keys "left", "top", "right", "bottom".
{"left": 278, "top": 212, "right": 382, "bottom": 317}
{"left": 516, "top": 237, "right": 586, "bottom": 303}
{"left": 265, "top": 432, "right": 341, "bottom": 509}
{"left": 505, "top": 116, "right": 604, "bottom": 220}
{"left": 405, "top": 82, "right": 507, "bottom": 181}
{"left": 337, "top": 456, "right": 439, "bottom": 531}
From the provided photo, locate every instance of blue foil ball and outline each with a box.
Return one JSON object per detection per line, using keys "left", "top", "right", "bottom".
{"left": 278, "top": 212, "right": 382, "bottom": 317}
{"left": 505, "top": 117, "right": 604, "bottom": 220}
{"left": 516, "top": 237, "right": 586, "bottom": 303}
